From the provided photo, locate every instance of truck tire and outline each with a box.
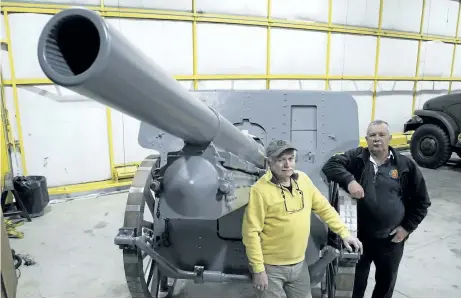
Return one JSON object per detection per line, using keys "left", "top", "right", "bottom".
{"left": 410, "top": 124, "right": 452, "bottom": 169}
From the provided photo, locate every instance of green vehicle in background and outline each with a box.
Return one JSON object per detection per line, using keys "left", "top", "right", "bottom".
{"left": 404, "top": 93, "right": 461, "bottom": 169}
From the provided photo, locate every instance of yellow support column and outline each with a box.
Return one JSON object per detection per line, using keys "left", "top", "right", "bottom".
{"left": 448, "top": 2, "right": 461, "bottom": 94}
{"left": 1, "top": 76, "right": 12, "bottom": 191}
{"left": 192, "top": 0, "right": 198, "bottom": 90}
{"left": 105, "top": 107, "right": 115, "bottom": 180}
{"left": 265, "top": 0, "right": 272, "bottom": 90}
{"left": 97, "top": 0, "right": 117, "bottom": 182}
{"left": 0, "top": 110, "right": 9, "bottom": 190}
{"left": 3, "top": 10, "right": 27, "bottom": 175}
{"left": 0, "top": 71, "right": 17, "bottom": 169}
{"left": 411, "top": 0, "right": 426, "bottom": 114}
{"left": 324, "top": 0, "right": 332, "bottom": 91}
{"left": 370, "top": 0, "right": 384, "bottom": 121}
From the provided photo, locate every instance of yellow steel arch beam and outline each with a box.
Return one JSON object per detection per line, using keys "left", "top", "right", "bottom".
{"left": 449, "top": 4, "right": 461, "bottom": 94}
{"left": 411, "top": 0, "right": 427, "bottom": 115}
{"left": 2, "top": 11, "right": 27, "bottom": 175}
{"left": 1, "top": 1, "right": 461, "bottom": 44}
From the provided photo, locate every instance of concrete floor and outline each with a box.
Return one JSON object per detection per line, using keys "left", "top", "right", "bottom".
{"left": 7, "top": 152, "right": 461, "bottom": 298}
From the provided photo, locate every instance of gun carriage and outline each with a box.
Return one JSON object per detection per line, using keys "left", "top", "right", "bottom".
{"left": 37, "top": 8, "right": 361, "bottom": 297}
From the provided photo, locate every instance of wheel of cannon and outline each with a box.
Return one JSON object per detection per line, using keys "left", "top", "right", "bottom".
{"left": 323, "top": 194, "right": 359, "bottom": 298}
{"left": 121, "top": 155, "right": 173, "bottom": 298}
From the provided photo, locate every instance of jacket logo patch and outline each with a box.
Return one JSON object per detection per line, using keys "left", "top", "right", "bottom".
{"left": 389, "top": 169, "right": 399, "bottom": 179}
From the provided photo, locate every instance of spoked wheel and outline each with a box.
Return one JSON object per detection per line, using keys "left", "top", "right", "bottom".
{"left": 323, "top": 185, "right": 359, "bottom": 298}
{"left": 322, "top": 258, "right": 338, "bottom": 298}
{"left": 121, "top": 155, "right": 174, "bottom": 298}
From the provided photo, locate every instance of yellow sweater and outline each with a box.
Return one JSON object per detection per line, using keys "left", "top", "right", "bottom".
{"left": 242, "top": 170, "right": 350, "bottom": 273}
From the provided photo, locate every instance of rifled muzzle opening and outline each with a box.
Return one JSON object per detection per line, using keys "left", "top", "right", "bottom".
{"left": 43, "top": 15, "right": 100, "bottom": 76}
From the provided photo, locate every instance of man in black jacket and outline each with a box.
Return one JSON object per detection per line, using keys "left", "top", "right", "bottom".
{"left": 322, "top": 120, "right": 431, "bottom": 298}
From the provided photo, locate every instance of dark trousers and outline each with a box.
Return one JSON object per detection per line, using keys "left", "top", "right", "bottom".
{"left": 352, "top": 236, "right": 405, "bottom": 298}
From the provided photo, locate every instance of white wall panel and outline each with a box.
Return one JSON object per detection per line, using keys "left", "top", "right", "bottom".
{"left": 422, "top": 0, "right": 459, "bottom": 37}
{"left": 459, "top": 11, "right": 461, "bottom": 39}
{"left": 329, "top": 34, "right": 376, "bottom": 76}
{"left": 5, "top": 86, "right": 111, "bottom": 186}
{"left": 381, "top": 0, "right": 423, "bottom": 33}
{"left": 450, "top": 82, "right": 461, "bottom": 92}
{"left": 104, "top": 0, "right": 191, "bottom": 11}
{"left": 5, "top": 13, "right": 194, "bottom": 76}
{"left": 331, "top": 0, "right": 380, "bottom": 28}
{"left": 415, "top": 82, "right": 449, "bottom": 109}
{"left": 378, "top": 38, "right": 419, "bottom": 77}
{"left": 329, "top": 81, "right": 373, "bottom": 137}
{"left": 5, "top": 13, "right": 52, "bottom": 79}
{"left": 270, "top": 29, "right": 326, "bottom": 75}
{"left": 196, "top": 0, "right": 267, "bottom": 17}
{"left": 106, "top": 18, "right": 193, "bottom": 75}
{"left": 418, "top": 41, "right": 453, "bottom": 77}
{"left": 178, "top": 81, "right": 194, "bottom": 90}
{"left": 1, "top": 12, "right": 10, "bottom": 79}
{"left": 1, "top": 13, "right": 5, "bottom": 40}
{"left": 3, "top": 87, "right": 22, "bottom": 177}
{"left": 1, "top": 47, "right": 11, "bottom": 81}
{"left": 271, "top": 0, "right": 328, "bottom": 23}
{"left": 270, "top": 80, "right": 326, "bottom": 90}
{"left": 197, "top": 80, "right": 266, "bottom": 90}
{"left": 3, "top": 0, "right": 460, "bottom": 188}
{"left": 8, "top": 0, "right": 100, "bottom": 5}
{"left": 196, "top": 23, "right": 266, "bottom": 74}
{"left": 451, "top": 45, "right": 461, "bottom": 78}
{"left": 110, "top": 80, "right": 193, "bottom": 165}
{"left": 111, "top": 112, "right": 156, "bottom": 165}
{"left": 374, "top": 81, "right": 414, "bottom": 134}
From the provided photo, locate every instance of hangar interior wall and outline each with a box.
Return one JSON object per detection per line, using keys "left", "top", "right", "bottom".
{"left": 1, "top": 0, "right": 460, "bottom": 195}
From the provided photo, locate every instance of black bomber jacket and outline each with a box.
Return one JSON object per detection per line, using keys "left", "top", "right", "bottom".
{"left": 321, "top": 146, "right": 431, "bottom": 234}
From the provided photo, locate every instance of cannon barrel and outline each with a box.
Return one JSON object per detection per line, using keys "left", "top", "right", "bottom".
{"left": 36, "top": 7, "right": 266, "bottom": 169}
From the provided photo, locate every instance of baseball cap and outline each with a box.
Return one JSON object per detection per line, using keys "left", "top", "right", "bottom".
{"left": 266, "top": 140, "right": 298, "bottom": 158}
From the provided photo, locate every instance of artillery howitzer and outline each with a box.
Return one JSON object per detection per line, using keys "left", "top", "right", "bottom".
{"left": 37, "top": 8, "right": 361, "bottom": 297}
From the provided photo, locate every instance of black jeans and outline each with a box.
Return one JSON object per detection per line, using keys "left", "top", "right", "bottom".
{"left": 352, "top": 236, "right": 405, "bottom": 298}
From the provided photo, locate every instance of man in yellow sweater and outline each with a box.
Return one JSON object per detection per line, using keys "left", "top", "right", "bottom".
{"left": 242, "top": 140, "right": 362, "bottom": 298}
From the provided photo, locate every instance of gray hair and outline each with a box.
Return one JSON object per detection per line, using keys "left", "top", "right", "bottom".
{"left": 267, "top": 148, "right": 297, "bottom": 163}
{"left": 366, "top": 119, "right": 390, "bottom": 136}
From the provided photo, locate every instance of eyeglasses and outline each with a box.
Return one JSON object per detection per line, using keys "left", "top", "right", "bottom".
{"left": 278, "top": 180, "right": 304, "bottom": 214}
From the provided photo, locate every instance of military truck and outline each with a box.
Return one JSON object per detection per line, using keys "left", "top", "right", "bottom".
{"left": 404, "top": 93, "right": 461, "bottom": 169}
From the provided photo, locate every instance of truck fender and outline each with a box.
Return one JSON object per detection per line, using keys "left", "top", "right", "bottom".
{"left": 414, "top": 109, "right": 460, "bottom": 146}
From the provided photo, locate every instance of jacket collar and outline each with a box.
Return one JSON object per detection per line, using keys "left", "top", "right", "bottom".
{"left": 262, "top": 169, "right": 299, "bottom": 185}
{"left": 358, "top": 146, "right": 409, "bottom": 173}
